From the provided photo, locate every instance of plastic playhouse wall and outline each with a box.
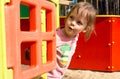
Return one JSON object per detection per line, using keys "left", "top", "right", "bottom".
{"left": 60, "top": 15, "right": 120, "bottom": 72}
{"left": 0, "top": 0, "right": 59, "bottom": 79}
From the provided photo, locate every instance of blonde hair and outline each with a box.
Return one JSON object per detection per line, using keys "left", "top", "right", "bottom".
{"left": 66, "top": 2, "right": 96, "bottom": 40}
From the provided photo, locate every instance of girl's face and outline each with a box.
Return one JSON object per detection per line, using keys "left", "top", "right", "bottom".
{"left": 63, "top": 8, "right": 88, "bottom": 38}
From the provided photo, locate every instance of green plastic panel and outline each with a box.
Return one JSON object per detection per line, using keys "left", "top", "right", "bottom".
{"left": 20, "top": 4, "right": 29, "bottom": 17}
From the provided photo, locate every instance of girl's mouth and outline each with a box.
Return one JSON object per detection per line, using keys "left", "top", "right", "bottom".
{"left": 69, "top": 26, "right": 73, "bottom": 30}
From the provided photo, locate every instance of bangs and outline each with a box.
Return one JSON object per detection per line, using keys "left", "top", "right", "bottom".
{"left": 77, "top": 5, "right": 96, "bottom": 26}
{"left": 76, "top": 7, "right": 89, "bottom": 26}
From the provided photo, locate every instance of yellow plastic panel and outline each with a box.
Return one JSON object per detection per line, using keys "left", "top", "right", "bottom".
{"left": 41, "top": 41, "right": 47, "bottom": 79}
{"left": 56, "top": 4, "right": 59, "bottom": 28}
{"left": 48, "top": 0, "right": 59, "bottom": 5}
{"left": 6, "top": 69, "right": 13, "bottom": 79}
{"left": 48, "top": 0, "right": 59, "bottom": 28}
{"left": 0, "top": 0, "right": 6, "bottom": 78}
{"left": 41, "top": 10, "right": 47, "bottom": 79}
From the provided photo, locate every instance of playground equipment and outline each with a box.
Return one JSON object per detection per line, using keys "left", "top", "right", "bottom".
{"left": 60, "top": 0, "right": 120, "bottom": 71}
{"left": 60, "top": 15, "right": 120, "bottom": 72}
{"left": 68, "top": 15, "right": 120, "bottom": 71}
{"left": 1, "top": 0, "right": 57, "bottom": 78}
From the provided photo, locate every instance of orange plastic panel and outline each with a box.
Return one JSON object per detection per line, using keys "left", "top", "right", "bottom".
{"left": 111, "top": 17, "right": 120, "bottom": 71}
{"left": 69, "top": 17, "right": 111, "bottom": 71}
{"left": 5, "top": 0, "right": 56, "bottom": 79}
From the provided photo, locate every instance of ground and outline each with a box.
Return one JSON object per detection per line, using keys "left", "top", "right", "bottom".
{"left": 22, "top": 65, "right": 120, "bottom": 79}
{"left": 63, "top": 69, "right": 120, "bottom": 79}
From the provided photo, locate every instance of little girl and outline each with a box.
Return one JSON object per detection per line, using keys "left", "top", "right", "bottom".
{"left": 47, "top": 2, "right": 96, "bottom": 79}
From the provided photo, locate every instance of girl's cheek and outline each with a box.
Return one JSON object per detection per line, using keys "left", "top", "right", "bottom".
{"left": 76, "top": 29, "right": 81, "bottom": 33}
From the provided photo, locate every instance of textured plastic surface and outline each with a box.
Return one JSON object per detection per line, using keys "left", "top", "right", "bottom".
{"left": 5, "top": 0, "right": 56, "bottom": 79}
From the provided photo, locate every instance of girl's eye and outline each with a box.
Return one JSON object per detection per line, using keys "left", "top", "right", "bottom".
{"left": 69, "top": 16, "right": 74, "bottom": 20}
{"left": 77, "top": 21, "right": 82, "bottom": 25}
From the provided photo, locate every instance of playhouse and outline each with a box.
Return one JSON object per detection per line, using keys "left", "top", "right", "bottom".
{"left": 1, "top": 0, "right": 120, "bottom": 79}
{"left": 0, "top": 0, "right": 58, "bottom": 79}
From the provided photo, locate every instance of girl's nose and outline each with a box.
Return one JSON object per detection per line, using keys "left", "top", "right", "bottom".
{"left": 71, "top": 21, "right": 76, "bottom": 26}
